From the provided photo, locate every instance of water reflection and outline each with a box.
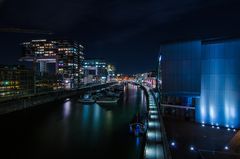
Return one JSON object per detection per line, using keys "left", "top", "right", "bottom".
{"left": 63, "top": 101, "right": 71, "bottom": 118}
{"left": 93, "top": 104, "right": 101, "bottom": 132}
{"left": 0, "top": 84, "right": 147, "bottom": 159}
{"left": 105, "top": 110, "right": 113, "bottom": 132}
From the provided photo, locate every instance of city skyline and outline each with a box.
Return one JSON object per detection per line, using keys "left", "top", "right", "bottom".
{"left": 1, "top": 0, "right": 240, "bottom": 74}
{"left": 1, "top": 1, "right": 240, "bottom": 158}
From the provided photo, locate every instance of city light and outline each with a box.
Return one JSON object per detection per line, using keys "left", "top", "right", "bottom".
{"left": 150, "top": 114, "right": 158, "bottom": 119}
{"left": 224, "top": 146, "right": 229, "bottom": 150}
{"left": 190, "top": 146, "right": 195, "bottom": 151}
{"left": 65, "top": 80, "right": 69, "bottom": 84}
{"left": 171, "top": 141, "right": 176, "bottom": 147}
{"left": 2, "top": 1, "right": 240, "bottom": 159}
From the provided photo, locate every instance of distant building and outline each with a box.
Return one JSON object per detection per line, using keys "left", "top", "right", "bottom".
{"left": 134, "top": 71, "right": 157, "bottom": 88}
{"left": 20, "top": 39, "right": 84, "bottom": 89}
{"left": 0, "top": 65, "right": 33, "bottom": 97}
{"left": 159, "top": 37, "right": 240, "bottom": 128}
{"left": 107, "top": 64, "right": 116, "bottom": 81}
{"left": 83, "top": 59, "right": 107, "bottom": 84}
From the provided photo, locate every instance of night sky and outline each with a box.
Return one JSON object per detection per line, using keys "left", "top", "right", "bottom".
{"left": 0, "top": 0, "right": 240, "bottom": 74}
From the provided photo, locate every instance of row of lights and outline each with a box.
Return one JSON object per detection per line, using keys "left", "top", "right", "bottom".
{"left": 170, "top": 141, "right": 229, "bottom": 151}
{"left": 201, "top": 122, "right": 237, "bottom": 132}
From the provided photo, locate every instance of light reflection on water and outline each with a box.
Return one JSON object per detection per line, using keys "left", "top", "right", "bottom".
{"left": 0, "top": 84, "right": 147, "bottom": 159}
{"left": 63, "top": 101, "right": 71, "bottom": 118}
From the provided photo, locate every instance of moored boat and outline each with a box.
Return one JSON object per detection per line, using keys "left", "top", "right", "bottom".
{"left": 129, "top": 112, "right": 147, "bottom": 136}
{"left": 96, "top": 97, "right": 119, "bottom": 104}
{"left": 78, "top": 93, "right": 96, "bottom": 104}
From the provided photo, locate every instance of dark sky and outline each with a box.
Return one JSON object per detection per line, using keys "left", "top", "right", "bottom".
{"left": 0, "top": 0, "right": 240, "bottom": 74}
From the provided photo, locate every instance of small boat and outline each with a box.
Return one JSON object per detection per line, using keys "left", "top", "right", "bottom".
{"left": 78, "top": 93, "right": 95, "bottom": 104}
{"left": 96, "top": 97, "right": 119, "bottom": 104}
{"left": 129, "top": 123, "right": 146, "bottom": 136}
{"left": 106, "top": 91, "right": 122, "bottom": 98}
{"left": 65, "top": 98, "right": 70, "bottom": 102}
{"left": 114, "top": 84, "right": 124, "bottom": 91}
{"left": 129, "top": 113, "right": 147, "bottom": 136}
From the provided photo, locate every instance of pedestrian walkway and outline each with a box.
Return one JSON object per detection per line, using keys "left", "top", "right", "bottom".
{"left": 144, "top": 86, "right": 165, "bottom": 159}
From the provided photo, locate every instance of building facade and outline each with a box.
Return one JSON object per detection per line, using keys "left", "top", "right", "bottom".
{"left": 199, "top": 39, "right": 240, "bottom": 128}
{"left": 160, "top": 38, "right": 240, "bottom": 128}
{"left": 107, "top": 64, "right": 116, "bottom": 81}
{"left": 134, "top": 71, "right": 157, "bottom": 88}
{"left": 0, "top": 65, "right": 33, "bottom": 97}
{"left": 160, "top": 41, "right": 201, "bottom": 106}
{"left": 83, "top": 59, "right": 107, "bottom": 84}
{"left": 20, "top": 39, "right": 84, "bottom": 89}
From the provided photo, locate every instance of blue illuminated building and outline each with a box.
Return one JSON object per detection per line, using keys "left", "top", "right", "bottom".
{"left": 160, "top": 38, "right": 240, "bottom": 128}
{"left": 160, "top": 41, "right": 201, "bottom": 109}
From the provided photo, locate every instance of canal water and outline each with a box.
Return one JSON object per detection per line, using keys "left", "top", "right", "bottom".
{"left": 0, "top": 84, "right": 147, "bottom": 159}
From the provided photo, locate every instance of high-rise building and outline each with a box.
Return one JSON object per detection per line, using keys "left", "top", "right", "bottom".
{"left": 20, "top": 39, "right": 84, "bottom": 89}
{"left": 83, "top": 59, "right": 107, "bottom": 84}
{"left": 0, "top": 65, "right": 33, "bottom": 97}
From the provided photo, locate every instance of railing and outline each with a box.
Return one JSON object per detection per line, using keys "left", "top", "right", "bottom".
{"left": 161, "top": 103, "right": 195, "bottom": 121}
{"left": 137, "top": 83, "right": 171, "bottom": 159}
{"left": 150, "top": 90, "right": 172, "bottom": 159}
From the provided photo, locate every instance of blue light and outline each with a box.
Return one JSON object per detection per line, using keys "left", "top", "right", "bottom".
{"left": 224, "top": 146, "right": 229, "bottom": 150}
{"left": 227, "top": 128, "right": 231, "bottom": 131}
{"left": 171, "top": 141, "right": 176, "bottom": 147}
{"left": 190, "top": 146, "right": 195, "bottom": 151}
{"left": 196, "top": 40, "right": 240, "bottom": 128}
{"left": 217, "top": 126, "right": 220, "bottom": 129}
{"left": 136, "top": 137, "right": 140, "bottom": 146}
{"left": 202, "top": 124, "right": 205, "bottom": 127}
{"left": 159, "top": 55, "right": 162, "bottom": 62}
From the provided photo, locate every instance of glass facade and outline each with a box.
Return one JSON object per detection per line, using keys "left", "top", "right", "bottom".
{"left": 160, "top": 41, "right": 201, "bottom": 107}
{"left": 197, "top": 39, "right": 240, "bottom": 128}
{"left": 161, "top": 38, "right": 240, "bottom": 128}
{"left": 161, "top": 41, "right": 201, "bottom": 96}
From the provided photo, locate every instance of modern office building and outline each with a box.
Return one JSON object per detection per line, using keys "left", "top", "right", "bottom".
{"left": 83, "top": 59, "right": 107, "bottom": 84}
{"left": 0, "top": 65, "right": 34, "bottom": 97}
{"left": 159, "top": 37, "right": 240, "bottom": 128}
{"left": 20, "top": 39, "right": 84, "bottom": 89}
